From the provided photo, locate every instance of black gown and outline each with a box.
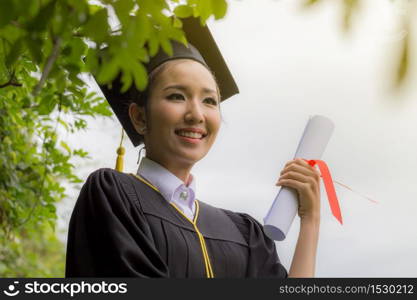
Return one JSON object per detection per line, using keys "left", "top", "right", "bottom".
{"left": 65, "top": 168, "right": 288, "bottom": 278}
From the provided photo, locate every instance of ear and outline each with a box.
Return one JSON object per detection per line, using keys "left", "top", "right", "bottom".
{"left": 128, "top": 103, "right": 147, "bottom": 134}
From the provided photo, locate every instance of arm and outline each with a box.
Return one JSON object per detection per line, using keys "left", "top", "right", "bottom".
{"left": 276, "top": 158, "right": 321, "bottom": 278}
{"left": 288, "top": 217, "right": 320, "bottom": 277}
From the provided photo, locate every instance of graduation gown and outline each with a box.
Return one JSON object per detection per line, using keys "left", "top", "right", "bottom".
{"left": 65, "top": 168, "right": 288, "bottom": 278}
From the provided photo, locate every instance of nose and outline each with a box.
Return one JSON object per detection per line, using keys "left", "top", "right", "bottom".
{"left": 184, "top": 98, "right": 204, "bottom": 124}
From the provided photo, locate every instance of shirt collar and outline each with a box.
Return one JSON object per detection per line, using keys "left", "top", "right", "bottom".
{"left": 136, "top": 156, "right": 196, "bottom": 204}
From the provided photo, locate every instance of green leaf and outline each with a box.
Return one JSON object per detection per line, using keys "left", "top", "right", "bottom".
{"left": 174, "top": 5, "right": 193, "bottom": 18}
{"left": 73, "top": 148, "right": 89, "bottom": 158}
{"left": 82, "top": 8, "right": 109, "bottom": 43}
{"left": 84, "top": 48, "right": 99, "bottom": 73}
{"left": 132, "top": 62, "right": 148, "bottom": 91}
{"left": 0, "top": 0, "right": 16, "bottom": 28}
{"left": 74, "top": 118, "right": 87, "bottom": 130}
{"left": 199, "top": 0, "right": 212, "bottom": 24}
{"left": 166, "top": 26, "right": 186, "bottom": 44}
{"left": 113, "top": 0, "right": 135, "bottom": 26}
{"left": 25, "top": 0, "right": 57, "bottom": 32}
{"left": 5, "top": 38, "right": 24, "bottom": 68}
{"left": 37, "top": 96, "right": 57, "bottom": 115}
{"left": 14, "top": 0, "right": 40, "bottom": 18}
{"left": 73, "top": 37, "right": 88, "bottom": 58}
{"left": 173, "top": 17, "right": 182, "bottom": 28}
{"left": 59, "top": 141, "right": 71, "bottom": 154}
{"left": 211, "top": 0, "right": 228, "bottom": 20}
{"left": 148, "top": 34, "right": 159, "bottom": 57}
{"left": 159, "top": 30, "right": 173, "bottom": 56}
{"left": 96, "top": 56, "right": 120, "bottom": 84}
{"left": 25, "top": 35, "right": 44, "bottom": 64}
{"left": 135, "top": 12, "right": 151, "bottom": 47}
{"left": 192, "top": 6, "right": 200, "bottom": 18}
{"left": 58, "top": 119, "right": 69, "bottom": 131}
{"left": 120, "top": 69, "right": 133, "bottom": 93}
{"left": 91, "top": 101, "right": 112, "bottom": 116}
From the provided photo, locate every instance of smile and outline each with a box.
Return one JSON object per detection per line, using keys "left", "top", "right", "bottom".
{"left": 175, "top": 130, "right": 207, "bottom": 140}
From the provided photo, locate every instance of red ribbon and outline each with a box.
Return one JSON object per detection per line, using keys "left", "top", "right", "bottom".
{"left": 303, "top": 159, "right": 343, "bottom": 225}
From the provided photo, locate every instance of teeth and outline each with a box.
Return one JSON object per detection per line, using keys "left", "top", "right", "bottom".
{"left": 177, "top": 131, "right": 203, "bottom": 139}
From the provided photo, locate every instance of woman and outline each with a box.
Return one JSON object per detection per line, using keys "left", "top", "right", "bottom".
{"left": 65, "top": 17, "right": 321, "bottom": 278}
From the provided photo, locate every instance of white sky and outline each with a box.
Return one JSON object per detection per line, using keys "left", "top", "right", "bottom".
{"left": 58, "top": 0, "right": 417, "bottom": 277}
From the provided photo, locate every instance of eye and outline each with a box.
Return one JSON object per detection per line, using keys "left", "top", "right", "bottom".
{"left": 167, "top": 93, "right": 185, "bottom": 100}
{"left": 204, "top": 97, "right": 218, "bottom": 105}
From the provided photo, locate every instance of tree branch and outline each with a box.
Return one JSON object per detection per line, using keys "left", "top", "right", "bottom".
{"left": 0, "top": 79, "right": 22, "bottom": 88}
{"left": 32, "top": 36, "right": 62, "bottom": 96}
{"left": 0, "top": 70, "right": 22, "bottom": 88}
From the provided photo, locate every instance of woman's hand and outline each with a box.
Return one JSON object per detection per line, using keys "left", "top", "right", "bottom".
{"left": 276, "top": 158, "right": 321, "bottom": 222}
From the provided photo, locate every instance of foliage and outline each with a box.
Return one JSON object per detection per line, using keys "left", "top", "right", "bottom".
{"left": 0, "top": 0, "right": 228, "bottom": 277}
{"left": 0, "top": 225, "right": 65, "bottom": 277}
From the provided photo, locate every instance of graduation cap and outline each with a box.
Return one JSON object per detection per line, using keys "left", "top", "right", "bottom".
{"left": 94, "top": 17, "right": 239, "bottom": 171}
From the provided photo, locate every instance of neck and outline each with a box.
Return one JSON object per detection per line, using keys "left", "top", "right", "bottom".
{"left": 146, "top": 154, "right": 193, "bottom": 184}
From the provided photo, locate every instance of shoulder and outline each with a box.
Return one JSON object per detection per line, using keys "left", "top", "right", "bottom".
{"left": 78, "top": 168, "right": 138, "bottom": 210}
{"left": 85, "top": 168, "right": 131, "bottom": 185}
{"left": 82, "top": 168, "right": 138, "bottom": 195}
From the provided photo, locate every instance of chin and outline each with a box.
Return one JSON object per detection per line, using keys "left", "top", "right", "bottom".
{"left": 177, "top": 151, "right": 206, "bottom": 165}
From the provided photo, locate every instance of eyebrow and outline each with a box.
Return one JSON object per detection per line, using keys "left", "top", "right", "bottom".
{"left": 163, "top": 84, "right": 217, "bottom": 95}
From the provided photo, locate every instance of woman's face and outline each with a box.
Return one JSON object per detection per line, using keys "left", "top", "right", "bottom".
{"left": 139, "top": 59, "right": 221, "bottom": 169}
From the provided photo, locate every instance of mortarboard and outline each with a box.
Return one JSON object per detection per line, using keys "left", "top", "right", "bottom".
{"left": 96, "top": 16, "right": 239, "bottom": 148}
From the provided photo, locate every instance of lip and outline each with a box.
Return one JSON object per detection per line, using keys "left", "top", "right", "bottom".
{"left": 176, "top": 135, "right": 203, "bottom": 144}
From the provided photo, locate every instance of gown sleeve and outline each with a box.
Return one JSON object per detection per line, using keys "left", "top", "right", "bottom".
{"left": 65, "top": 168, "right": 169, "bottom": 277}
{"left": 224, "top": 210, "right": 288, "bottom": 278}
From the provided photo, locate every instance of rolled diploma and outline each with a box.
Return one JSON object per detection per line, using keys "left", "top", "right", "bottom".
{"left": 263, "top": 115, "right": 335, "bottom": 241}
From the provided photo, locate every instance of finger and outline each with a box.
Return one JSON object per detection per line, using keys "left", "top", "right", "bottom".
{"left": 294, "top": 158, "right": 316, "bottom": 170}
{"left": 278, "top": 170, "right": 317, "bottom": 186}
{"left": 284, "top": 159, "right": 296, "bottom": 168}
{"left": 283, "top": 159, "right": 311, "bottom": 172}
{"left": 280, "top": 162, "right": 320, "bottom": 180}
{"left": 276, "top": 178, "right": 315, "bottom": 196}
{"left": 277, "top": 171, "right": 319, "bottom": 194}
{"left": 280, "top": 163, "right": 316, "bottom": 177}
